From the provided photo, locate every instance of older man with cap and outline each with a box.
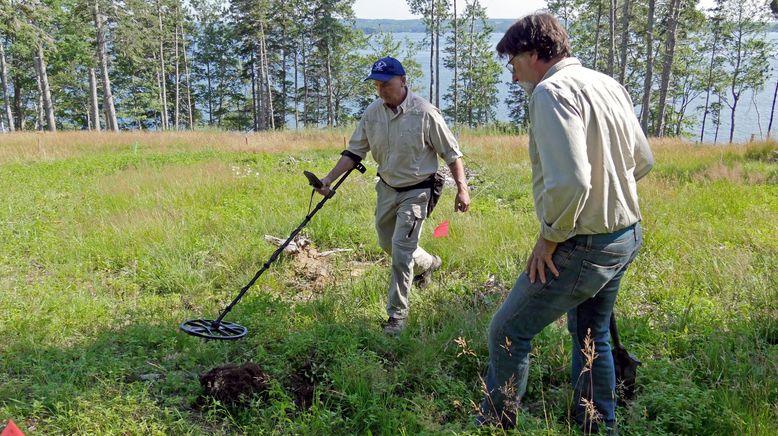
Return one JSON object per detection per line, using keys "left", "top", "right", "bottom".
{"left": 316, "top": 56, "right": 470, "bottom": 335}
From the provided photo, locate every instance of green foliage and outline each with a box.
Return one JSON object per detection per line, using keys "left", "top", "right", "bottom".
{"left": 442, "top": 0, "right": 501, "bottom": 128}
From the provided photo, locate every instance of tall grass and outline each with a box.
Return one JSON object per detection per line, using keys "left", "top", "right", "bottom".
{"left": 0, "top": 132, "right": 776, "bottom": 434}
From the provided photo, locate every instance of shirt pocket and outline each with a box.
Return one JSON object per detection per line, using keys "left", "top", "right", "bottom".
{"left": 364, "top": 119, "right": 387, "bottom": 162}
{"left": 397, "top": 113, "right": 424, "bottom": 154}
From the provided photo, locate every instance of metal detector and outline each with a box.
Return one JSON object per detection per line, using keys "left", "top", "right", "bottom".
{"left": 180, "top": 162, "right": 366, "bottom": 340}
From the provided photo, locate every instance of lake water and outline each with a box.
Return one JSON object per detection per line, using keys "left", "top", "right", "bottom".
{"left": 394, "top": 32, "right": 777, "bottom": 143}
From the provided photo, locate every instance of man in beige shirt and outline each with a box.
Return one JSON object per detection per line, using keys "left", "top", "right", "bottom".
{"left": 478, "top": 14, "right": 653, "bottom": 434}
{"left": 316, "top": 57, "right": 470, "bottom": 335}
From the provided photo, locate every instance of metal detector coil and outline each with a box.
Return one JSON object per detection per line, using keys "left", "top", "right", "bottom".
{"left": 180, "top": 163, "right": 366, "bottom": 340}
{"left": 179, "top": 319, "right": 248, "bottom": 340}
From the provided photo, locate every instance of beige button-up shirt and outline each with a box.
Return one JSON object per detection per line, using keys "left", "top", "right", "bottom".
{"left": 528, "top": 58, "right": 654, "bottom": 242}
{"left": 347, "top": 89, "right": 463, "bottom": 188}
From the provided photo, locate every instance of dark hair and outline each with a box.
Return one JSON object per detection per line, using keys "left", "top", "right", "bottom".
{"left": 496, "top": 13, "right": 572, "bottom": 61}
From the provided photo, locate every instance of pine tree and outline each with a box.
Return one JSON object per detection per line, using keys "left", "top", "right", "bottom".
{"left": 443, "top": 0, "right": 499, "bottom": 127}
{"left": 718, "top": 0, "right": 773, "bottom": 142}
{"left": 504, "top": 81, "right": 529, "bottom": 132}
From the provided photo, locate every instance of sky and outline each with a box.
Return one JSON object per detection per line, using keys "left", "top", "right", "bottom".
{"left": 352, "top": 0, "right": 547, "bottom": 20}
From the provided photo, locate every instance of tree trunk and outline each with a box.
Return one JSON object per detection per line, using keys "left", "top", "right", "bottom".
{"left": 251, "top": 46, "right": 258, "bottom": 132}
{"left": 181, "top": 22, "right": 193, "bottom": 129}
{"left": 216, "top": 62, "right": 224, "bottom": 127}
{"left": 13, "top": 78, "right": 23, "bottom": 130}
{"left": 435, "top": 0, "right": 440, "bottom": 108}
{"left": 429, "top": 0, "right": 434, "bottom": 102}
{"left": 607, "top": 0, "right": 616, "bottom": 76}
{"left": 280, "top": 14, "right": 287, "bottom": 129}
{"left": 728, "top": 96, "right": 738, "bottom": 143}
{"left": 0, "top": 41, "right": 15, "bottom": 132}
{"left": 157, "top": 0, "right": 168, "bottom": 130}
{"left": 714, "top": 94, "right": 721, "bottom": 143}
{"left": 0, "top": 40, "right": 14, "bottom": 132}
{"left": 35, "top": 69, "right": 43, "bottom": 130}
{"left": 467, "top": 8, "right": 475, "bottom": 127}
{"left": 302, "top": 33, "right": 309, "bottom": 127}
{"left": 618, "top": 0, "right": 631, "bottom": 84}
{"left": 294, "top": 43, "right": 299, "bottom": 130}
{"left": 94, "top": 1, "right": 117, "bottom": 131}
{"left": 249, "top": 44, "right": 259, "bottom": 132}
{"left": 699, "top": 24, "right": 720, "bottom": 143}
{"left": 767, "top": 78, "right": 777, "bottom": 138}
{"left": 155, "top": 52, "right": 164, "bottom": 129}
{"left": 255, "top": 47, "right": 264, "bottom": 130}
{"left": 34, "top": 43, "right": 55, "bottom": 131}
{"left": 89, "top": 67, "right": 100, "bottom": 131}
{"left": 325, "top": 49, "right": 333, "bottom": 127}
{"left": 639, "top": 0, "right": 655, "bottom": 134}
{"left": 453, "top": 0, "right": 458, "bottom": 126}
{"left": 259, "top": 21, "right": 274, "bottom": 129}
{"left": 593, "top": 1, "right": 602, "bottom": 70}
{"left": 174, "top": 10, "right": 180, "bottom": 131}
{"left": 654, "top": 0, "right": 681, "bottom": 137}
{"left": 206, "top": 62, "right": 213, "bottom": 125}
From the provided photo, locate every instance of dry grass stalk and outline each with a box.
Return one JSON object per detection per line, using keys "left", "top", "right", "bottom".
{"left": 579, "top": 328, "right": 603, "bottom": 433}
{"left": 476, "top": 373, "right": 519, "bottom": 430}
{"left": 454, "top": 336, "right": 476, "bottom": 358}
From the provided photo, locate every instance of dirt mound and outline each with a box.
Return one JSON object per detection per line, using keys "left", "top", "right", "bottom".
{"left": 264, "top": 234, "right": 356, "bottom": 300}
{"left": 198, "top": 362, "right": 269, "bottom": 405}
{"left": 286, "top": 371, "right": 316, "bottom": 410}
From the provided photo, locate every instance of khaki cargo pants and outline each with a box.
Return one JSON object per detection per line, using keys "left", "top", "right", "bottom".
{"left": 375, "top": 180, "right": 438, "bottom": 320}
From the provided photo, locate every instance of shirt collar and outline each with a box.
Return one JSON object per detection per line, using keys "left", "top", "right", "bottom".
{"left": 398, "top": 87, "right": 414, "bottom": 111}
{"left": 384, "top": 87, "right": 413, "bottom": 116}
{"left": 540, "top": 57, "right": 581, "bottom": 82}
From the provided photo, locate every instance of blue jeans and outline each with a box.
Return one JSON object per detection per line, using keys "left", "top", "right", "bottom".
{"left": 479, "top": 223, "right": 642, "bottom": 431}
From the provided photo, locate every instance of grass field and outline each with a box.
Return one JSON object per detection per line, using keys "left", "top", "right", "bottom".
{"left": 0, "top": 131, "right": 776, "bottom": 435}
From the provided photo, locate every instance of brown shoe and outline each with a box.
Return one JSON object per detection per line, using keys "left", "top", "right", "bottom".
{"left": 413, "top": 255, "right": 441, "bottom": 289}
{"left": 382, "top": 317, "right": 406, "bottom": 336}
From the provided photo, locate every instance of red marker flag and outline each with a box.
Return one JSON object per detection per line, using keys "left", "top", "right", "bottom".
{"left": 432, "top": 220, "right": 449, "bottom": 238}
{"left": 1, "top": 420, "right": 24, "bottom": 436}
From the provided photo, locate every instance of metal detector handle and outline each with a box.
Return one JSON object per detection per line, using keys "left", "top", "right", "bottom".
{"left": 303, "top": 170, "right": 323, "bottom": 189}
{"left": 325, "top": 162, "right": 367, "bottom": 198}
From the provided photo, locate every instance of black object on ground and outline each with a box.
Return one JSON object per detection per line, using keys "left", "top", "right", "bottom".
{"left": 611, "top": 310, "right": 641, "bottom": 406}
{"left": 198, "top": 362, "right": 269, "bottom": 405}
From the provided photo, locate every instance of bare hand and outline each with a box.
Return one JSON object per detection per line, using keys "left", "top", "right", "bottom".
{"left": 526, "top": 236, "right": 559, "bottom": 284}
{"left": 314, "top": 177, "right": 332, "bottom": 196}
{"left": 455, "top": 188, "right": 470, "bottom": 212}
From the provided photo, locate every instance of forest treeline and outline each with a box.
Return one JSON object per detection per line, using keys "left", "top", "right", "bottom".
{"left": 0, "top": 0, "right": 776, "bottom": 142}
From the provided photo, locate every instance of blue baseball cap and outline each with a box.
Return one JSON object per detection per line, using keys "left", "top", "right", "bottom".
{"left": 365, "top": 57, "right": 406, "bottom": 82}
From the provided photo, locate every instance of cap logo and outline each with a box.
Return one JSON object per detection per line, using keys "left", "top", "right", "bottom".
{"left": 373, "top": 60, "right": 387, "bottom": 71}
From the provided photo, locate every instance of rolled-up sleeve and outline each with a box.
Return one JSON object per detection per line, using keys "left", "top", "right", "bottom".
{"left": 425, "top": 109, "right": 463, "bottom": 165}
{"left": 632, "top": 117, "right": 654, "bottom": 181}
{"left": 531, "top": 89, "right": 591, "bottom": 242}
{"left": 347, "top": 117, "right": 371, "bottom": 159}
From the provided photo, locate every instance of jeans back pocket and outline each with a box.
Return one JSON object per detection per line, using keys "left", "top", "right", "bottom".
{"left": 570, "top": 259, "right": 624, "bottom": 299}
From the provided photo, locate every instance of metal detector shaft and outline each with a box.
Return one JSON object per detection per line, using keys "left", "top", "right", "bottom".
{"left": 211, "top": 163, "right": 366, "bottom": 325}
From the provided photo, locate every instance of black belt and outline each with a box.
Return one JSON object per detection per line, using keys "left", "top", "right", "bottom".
{"left": 377, "top": 173, "right": 436, "bottom": 192}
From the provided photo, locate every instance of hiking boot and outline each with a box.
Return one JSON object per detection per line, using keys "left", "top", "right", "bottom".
{"left": 413, "top": 255, "right": 442, "bottom": 289}
{"left": 382, "top": 316, "right": 406, "bottom": 336}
